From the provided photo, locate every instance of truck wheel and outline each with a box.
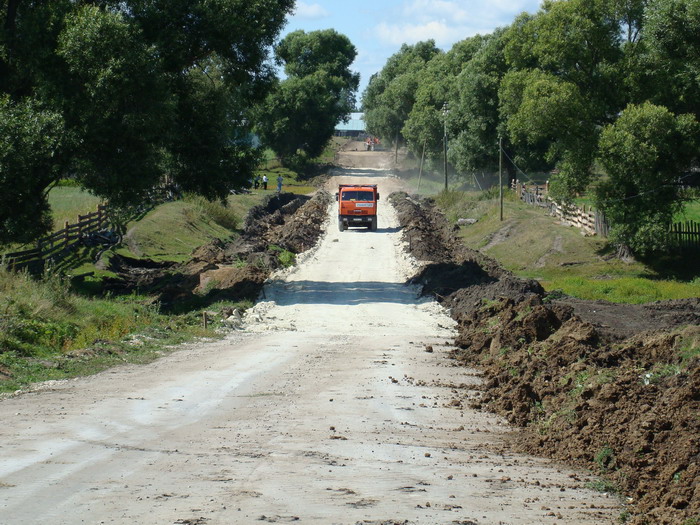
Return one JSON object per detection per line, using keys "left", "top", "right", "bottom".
{"left": 370, "top": 217, "right": 377, "bottom": 231}
{"left": 338, "top": 218, "right": 345, "bottom": 231}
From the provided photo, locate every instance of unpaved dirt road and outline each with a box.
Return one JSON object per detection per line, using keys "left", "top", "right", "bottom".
{"left": 0, "top": 166, "right": 620, "bottom": 524}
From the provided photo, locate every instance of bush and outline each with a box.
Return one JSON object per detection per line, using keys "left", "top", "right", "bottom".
{"left": 183, "top": 194, "right": 239, "bottom": 230}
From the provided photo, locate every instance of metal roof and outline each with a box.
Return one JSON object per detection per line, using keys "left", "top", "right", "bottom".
{"left": 335, "top": 112, "right": 365, "bottom": 132}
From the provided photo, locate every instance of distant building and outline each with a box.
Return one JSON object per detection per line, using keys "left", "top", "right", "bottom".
{"left": 335, "top": 112, "right": 366, "bottom": 137}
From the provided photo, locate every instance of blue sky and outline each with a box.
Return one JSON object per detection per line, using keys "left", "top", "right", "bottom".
{"left": 282, "top": 0, "right": 543, "bottom": 100}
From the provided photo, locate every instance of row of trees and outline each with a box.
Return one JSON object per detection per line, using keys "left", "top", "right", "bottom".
{"left": 363, "top": 0, "right": 700, "bottom": 254}
{"left": 1, "top": 2, "right": 358, "bottom": 245}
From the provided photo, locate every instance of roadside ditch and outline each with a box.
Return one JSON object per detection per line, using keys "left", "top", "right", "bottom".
{"left": 102, "top": 191, "right": 333, "bottom": 312}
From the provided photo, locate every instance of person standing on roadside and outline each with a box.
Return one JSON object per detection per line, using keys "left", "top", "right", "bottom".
{"left": 276, "top": 175, "right": 283, "bottom": 193}
{"left": 262, "top": 174, "right": 268, "bottom": 190}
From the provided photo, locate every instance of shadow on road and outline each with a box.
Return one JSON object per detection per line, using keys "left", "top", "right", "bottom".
{"left": 264, "top": 279, "right": 421, "bottom": 306}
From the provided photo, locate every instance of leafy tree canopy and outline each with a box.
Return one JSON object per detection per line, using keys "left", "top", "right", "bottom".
{"left": 644, "top": 0, "right": 700, "bottom": 120}
{"left": 596, "top": 102, "right": 699, "bottom": 254}
{"left": 255, "top": 29, "right": 359, "bottom": 167}
{"left": 402, "top": 35, "right": 487, "bottom": 160}
{"left": 362, "top": 40, "right": 441, "bottom": 144}
{"left": 449, "top": 29, "right": 510, "bottom": 173}
{"left": 0, "top": 0, "right": 293, "bottom": 242}
{"left": 0, "top": 96, "right": 65, "bottom": 244}
{"left": 500, "top": 68, "right": 596, "bottom": 196}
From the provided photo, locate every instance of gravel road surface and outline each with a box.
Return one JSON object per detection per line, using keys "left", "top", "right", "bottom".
{"left": 0, "top": 170, "right": 620, "bottom": 524}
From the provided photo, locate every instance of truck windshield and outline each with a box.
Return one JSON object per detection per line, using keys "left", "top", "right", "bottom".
{"left": 341, "top": 191, "right": 374, "bottom": 201}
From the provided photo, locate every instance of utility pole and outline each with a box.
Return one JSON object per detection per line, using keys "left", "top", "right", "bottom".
{"left": 443, "top": 102, "right": 449, "bottom": 191}
{"left": 395, "top": 128, "right": 399, "bottom": 164}
{"left": 499, "top": 136, "right": 504, "bottom": 221}
{"left": 417, "top": 140, "right": 426, "bottom": 192}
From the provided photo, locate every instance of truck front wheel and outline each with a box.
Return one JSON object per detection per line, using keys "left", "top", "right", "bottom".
{"left": 338, "top": 218, "right": 346, "bottom": 231}
{"left": 370, "top": 216, "right": 377, "bottom": 231}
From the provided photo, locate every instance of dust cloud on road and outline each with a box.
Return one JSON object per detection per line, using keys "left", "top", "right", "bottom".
{"left": 0, "top": 163, "right": 620, "bottom": 523}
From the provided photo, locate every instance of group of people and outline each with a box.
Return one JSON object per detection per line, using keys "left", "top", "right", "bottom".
{"left": 252, "top": 174, "right": 284, "bottom": 193}
{"left": 365, "top": 136, "right": 380, "bottom": 151}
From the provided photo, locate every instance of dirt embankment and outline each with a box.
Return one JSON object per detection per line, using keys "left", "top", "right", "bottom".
{"left": 103, "top": 191, "right": 332, "bottom": 309}
{"left": 390, "top": 191, "right": 700, "bottom": 525}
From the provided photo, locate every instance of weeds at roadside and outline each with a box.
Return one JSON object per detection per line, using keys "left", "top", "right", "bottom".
{"left": 0, "top": 264, "right": 252, "bottom": 394}
{"left": 586, "top": 478, "right": 619, "bottom": 494}
{"left": 183, "top": 193, "right": 239, "bottom": 230}
{"left": 269, "top": 244, "right": 296, "bottom": 268}
{"left": 595, "top": 446, "right": 617, "bottom": 473}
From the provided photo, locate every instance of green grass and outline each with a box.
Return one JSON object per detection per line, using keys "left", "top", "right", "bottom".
{"left": 550, "top": 275, "right": 700, "bottom": 303}
{"left": 1, "top": 139, "right": 344, "bottom": 392}
{"left": 121, "top": 195, "right": 258, "bottom": 263}
{"left": 677, "top": 199, "right": 700, "bottom": 222}
{"left": 1, "top": 187, "right": 269, "bottom": 393}
{"left": 434, "top": 188, "right": 700, "bottom": 303}
{"left": 48, "top": 185, "right": 103, "bottom": 230}
{"left": 254, "top": 161, "right": 316, "bottom": 195}
{"left": 0, "top": 265, "right": 253, "bottom": 394}
{"left": 254, "top": 137, "right": 346, "bottom": 194}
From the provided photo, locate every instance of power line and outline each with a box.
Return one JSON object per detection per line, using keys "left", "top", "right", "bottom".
{"left": 498, "top": 142, "right": 538, "bottom": 184}
{"left": 595, "top": 173, "right": 697, "bottom": 206}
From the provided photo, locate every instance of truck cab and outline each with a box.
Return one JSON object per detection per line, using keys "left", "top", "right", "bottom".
{"left": 336, "top": 184, "right": 379, "bottom": 231}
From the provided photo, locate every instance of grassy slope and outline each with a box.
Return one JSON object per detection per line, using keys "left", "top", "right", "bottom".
{"left": 0, "top": 192, "right": 261, "bottom": 394}
{"left": 432, "top": 189, "right": 700, "bottom": 303}
{"left": 0, "top": 189, "right": 257, "bottom": 393}
{"left": 124, "top": 199, "right": 239, "bottom": 262}
{"left": 48, "top": 186, "right": 103, "bottom": 230}
{"left": 0, "top": 265, "right": 218, "bottom": 393}
{"left": 1, "top": 146, "right": 333, "bottom": 393}
{"left": 677, "top": 200, "right": 700, "bottom": 222}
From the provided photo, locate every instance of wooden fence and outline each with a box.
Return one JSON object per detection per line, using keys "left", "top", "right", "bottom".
{"left": 513, "top": 180, "right": 699, "bottom": 249}
{"left": 670, "top": 221, "right": 700, "bottom": 250}
{"left": 548, "top": 201, "right": 610, "bottom": 237}
{"left": 513, "top": 180, "right": 608, "bottom": 237}
{"left": 3, "top": 204, "right": 110, "bottom": 273}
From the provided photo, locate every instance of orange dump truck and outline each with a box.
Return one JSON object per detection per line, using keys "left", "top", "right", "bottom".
{"left": 336, "top": 184, "right": 380, "bottom": 231}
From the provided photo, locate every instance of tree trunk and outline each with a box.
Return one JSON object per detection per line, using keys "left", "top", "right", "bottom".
{"left": 616, "top": 243, "right": 636, "bottom": 263}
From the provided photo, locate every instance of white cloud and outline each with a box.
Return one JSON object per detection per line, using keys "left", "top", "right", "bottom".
{"left": 402, "top": 0, "right": 471, "bottom": 24}
{"left": 374, "top": 0, "right": 539, "bottom": 47}
{"left": 376, "top": 20, "right": 464, "bottom": 47}
{"left": 294, "top": 2, "right": 330, "bottom": 20}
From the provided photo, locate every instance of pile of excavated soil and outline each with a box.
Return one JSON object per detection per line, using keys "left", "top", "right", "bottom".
{"left": 389, "top": 191, "right": 700, "bottom": 525}
{"left": 390, "top": 192, "right": 542, "bottom": 303}
{"left": 103, "top": 191, "right": 332, "bottom": 309}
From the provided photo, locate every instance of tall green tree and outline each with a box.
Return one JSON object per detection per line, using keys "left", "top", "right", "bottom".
{"left": 449, "top": 29, "right": 510, "bottom": 174}
{"left": 500, "top": 69, "right": 596, "bottom": 195}
{"left": 362, "top": 40, "right": 440, "bottom": 146}
{"left": 0, "top": 97, "right": 66, "bottom": 244}
{"left": 596, "top": 102, "right": 699, "bottom": 254}
{"left": 255, "top": 29, "right": 359, "bottom": 167}
{"left": 0, "top": 0, "right": 293, "bottom": 242}
{"left": 644, "top": 0, "right": 700, "bottom": 120}
{"left": 500, "top": 0, "right": 625, "bottom": 197}
{"left": 402, "top": 36, "right": 486, "bottom": 163}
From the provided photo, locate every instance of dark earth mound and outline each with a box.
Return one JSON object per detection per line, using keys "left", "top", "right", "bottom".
{"left": 103, "top": 191, "right": 332, "bottom": 310}
{"left": 390, "top": 191, "right": 700, "bottom": 525}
